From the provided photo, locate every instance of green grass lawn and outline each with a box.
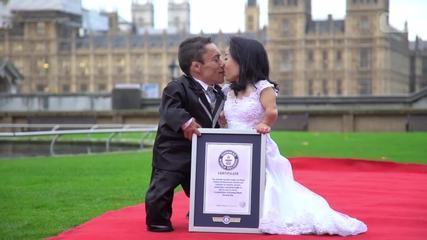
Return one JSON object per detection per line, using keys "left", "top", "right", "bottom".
{"left": 0, "top": 151, "right": 153, "bottom": 240}
{"left": 270, "top": 132, "right": 427, "bottom": 163}
{"left": 0, "top": 132, "right": 426, "bottom": 239}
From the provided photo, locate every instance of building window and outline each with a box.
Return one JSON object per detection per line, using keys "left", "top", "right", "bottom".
{"left": 62, "top": 84, "right": 70, "bottom": 93}
{"left": 78, "top": 57, "right": 90, "bottom": 77}
{"left": 58, "top": 41, "right": 71, "bottom": 52}
{"left": 358, "top": 78, "right": 372, "bottom": 95}
{"left": 59, "top": 58, "right": 71, "bottom": 76}
{"left": 282, "top": 19, "right": 290, "bottom": 35}
{"left": 95, "top": 55, "right": 107, "bottom": 76}
{"left": 360, "top": 16, "right": 370, "bottom": 32}
{"left": 308, "top": 79, "right": 314, "bottom": 95}
{"left": 307, "top": 50, "right": 314, "bottom": 62}
{"left": 322, "top": 79, "right": 328, "bottom": 96}
{"left": 131, "top": 55, "right": 144, "bottom": 76}
{"left": 97, "top": 84, "right": 107, "bottom": 92}
{"left": 97, "top": 67, "right": 105, "bottom": 76}
{"left": 322, "top": 50, "right": 328, "bottom": 70}
{"left": 336, "top": 79, "right": 342, "bottom": 95}
{"left": 138, "top": 17, "right": 144, "bottom": 26}
{"left": 282, "top": 79, "right": 293, "bottom": 96}
{"left": 247, "top": 15, "right": 254, "bottom": 30}
{"left": 36, "top": 84, "right": 46, "bottom": 92}
{"left": 359, "top": 48, "right": 372, "bottom": 69}
{"left": 80, "top": 84, "right": 88, "bottom": 92}
{"left": 287, "top": 0, "right": 298, "bottom": 6}
{"left": 307, "top": 50, "right": 314, "bottom": 69}
{"left": 36, "top": 22, "right": 46, "bottom": 36}
{"left": 149, "top": 54, "right": 162, "bottom": 73}
{"left": 12, "top": 42, "right": 23, "bottom": 52}
{"left": 36, "top": 58, "right": 49, "bottom": 76}
{"left": 35, "top": 42, "right": 46, "bottom": 52}
{"left": 114, "top": 56, "right": 126, "bottom": 75}
{"left": 280, "top": 50, "right": 293, "bottom": 72}
{"left": 274, "top": 0, "right": 285, "bottom": 5}
{"left": 336, "top": 50, "right": 343, "bottom": 70}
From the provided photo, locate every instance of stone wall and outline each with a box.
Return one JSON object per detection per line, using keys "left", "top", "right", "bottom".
{"left": 1, "top": 88, "right": 427, "bottom": 132}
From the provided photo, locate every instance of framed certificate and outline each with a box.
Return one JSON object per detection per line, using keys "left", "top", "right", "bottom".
{"left": 189, "top": 129, "right": 266, "bottom": 233}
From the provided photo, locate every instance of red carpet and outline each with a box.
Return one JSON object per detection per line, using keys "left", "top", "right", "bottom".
{"left": 48, "top": 158, "right": 427, "bottom": 240}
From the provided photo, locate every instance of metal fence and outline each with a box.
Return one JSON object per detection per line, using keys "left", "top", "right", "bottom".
{"left": 0, "top": 124, "right": 157, "bottom": 155}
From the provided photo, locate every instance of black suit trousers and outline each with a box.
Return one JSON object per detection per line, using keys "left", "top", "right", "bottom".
{"left": 145, "top": 167, "right": 190, "bottom": 226}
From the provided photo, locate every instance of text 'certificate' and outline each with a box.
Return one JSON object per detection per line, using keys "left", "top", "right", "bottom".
{"left": 203, "top": 142, "right": 253, "bottom": 215}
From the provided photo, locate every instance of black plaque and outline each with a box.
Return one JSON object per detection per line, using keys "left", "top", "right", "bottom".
{"left": 189, "top": 129, "right": 266, "bottom": 233}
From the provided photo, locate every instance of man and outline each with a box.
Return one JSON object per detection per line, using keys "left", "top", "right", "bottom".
{"left": 145, "top": 36, "right": 225, "bottom": 232}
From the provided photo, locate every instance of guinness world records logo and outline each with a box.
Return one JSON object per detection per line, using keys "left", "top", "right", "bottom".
{"left": 218, "top": 150, "right": 239, "bottom": 170}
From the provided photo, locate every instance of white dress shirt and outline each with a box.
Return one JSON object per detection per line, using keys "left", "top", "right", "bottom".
{"left": 181, "top": 78, "right": 215, "bottom": 130}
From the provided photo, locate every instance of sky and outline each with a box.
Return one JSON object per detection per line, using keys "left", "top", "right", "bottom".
{"left": 82, "top": 0, "right": 427, "bottom": 41}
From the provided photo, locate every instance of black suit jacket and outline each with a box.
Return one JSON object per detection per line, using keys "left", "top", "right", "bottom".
{"left": 152, "top": 75, "right": 225, "bottom": 172}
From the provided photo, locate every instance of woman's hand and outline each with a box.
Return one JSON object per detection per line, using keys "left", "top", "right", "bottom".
{"left": 255, "top": 122, "right": 271, "bottom": 134}
{"left": 218, "top": 111, "right": 227, "bottom": 128}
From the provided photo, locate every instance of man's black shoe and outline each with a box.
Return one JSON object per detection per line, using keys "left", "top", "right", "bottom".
{"left": 147, "top": 224, "right": 174, "bottom": 232}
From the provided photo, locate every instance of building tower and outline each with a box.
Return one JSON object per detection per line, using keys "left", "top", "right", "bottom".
{"left": 345, "top": 0, "right": 409, "bottom": 95}
{"left": 267, "top": 0, "right": 312, "bottom": 96}
{"left": 168, "top": 0, "right": 190, "bottom": 33}
{"left": 245, "top": 0, "right": 260, "bottom": 32}
{"left": 131, "top": 0, "right": 154, "bottom": 30}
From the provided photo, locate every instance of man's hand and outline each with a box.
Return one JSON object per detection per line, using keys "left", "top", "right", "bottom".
{"left": 183, "top": 120, "right": 201, "bottom": 140}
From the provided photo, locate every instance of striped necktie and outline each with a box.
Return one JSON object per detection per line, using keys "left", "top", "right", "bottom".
{"left": 206, "top": 86, "right": 217, "bottom": 111}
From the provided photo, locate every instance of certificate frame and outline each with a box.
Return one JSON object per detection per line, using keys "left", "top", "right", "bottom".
{"left": 189, "top": 128, "right": 266, "bottom": 233}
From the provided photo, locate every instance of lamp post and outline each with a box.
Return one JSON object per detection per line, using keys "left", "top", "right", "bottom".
{"left": 168, "top": 59, "right": 178, "bottom": 81}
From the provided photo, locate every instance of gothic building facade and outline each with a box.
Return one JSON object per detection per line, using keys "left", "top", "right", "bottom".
{"left": 0, "top": 0, "right": 198, "bottom": 97}
{"left": 265, "top": 0, "right": 412, "bottom": 96}
{"left": 0, "top": 0, "right": 425, "bottom": 97}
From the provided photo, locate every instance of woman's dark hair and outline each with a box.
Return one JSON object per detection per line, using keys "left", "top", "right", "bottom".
{"left": 228, "top": 36, "right": 278, "bottom": 95}
{"left": 178, "top": 36, "right": 212, "bottom": 76}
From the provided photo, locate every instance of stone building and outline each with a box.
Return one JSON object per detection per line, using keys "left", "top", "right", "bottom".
{"left": 0, "top": 0, "right": 198, "bottom": 96}
{"left": 409, "top": 37, "right": 427, "bottom": 93}
{"left": 0, "top": 0, "right": 83, "bottom": 93}
{"left": 168, "top": 0, "right": 190, "bottom": 33}
{"left": 0, "top": 0, "right": 424, "bottom": 97}
{"left": 265, "top": 0, "right": 412, "bottom": 96}
{"left": 245, "top": 0, "right": 260, "bottom": 32}
{"left": 132, "top": 0, "right": 154, "bottom": 30}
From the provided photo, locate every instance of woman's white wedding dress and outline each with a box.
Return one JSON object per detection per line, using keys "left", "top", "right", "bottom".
{"left": 223, "top": 80, "right": 367, "bottom": 236}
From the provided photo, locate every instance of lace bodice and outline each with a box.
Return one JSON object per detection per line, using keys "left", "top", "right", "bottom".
{"left": 224, "top": 80, "right": 275, "bottom": 130}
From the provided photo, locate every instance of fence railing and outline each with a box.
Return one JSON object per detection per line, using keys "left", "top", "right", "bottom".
{"left": 0, "top": 124, "right": 158, "bottom": 155}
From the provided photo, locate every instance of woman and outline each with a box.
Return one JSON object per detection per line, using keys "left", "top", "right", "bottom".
{"left": 222, "top": 36, "right": 367, "bottom": 236}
